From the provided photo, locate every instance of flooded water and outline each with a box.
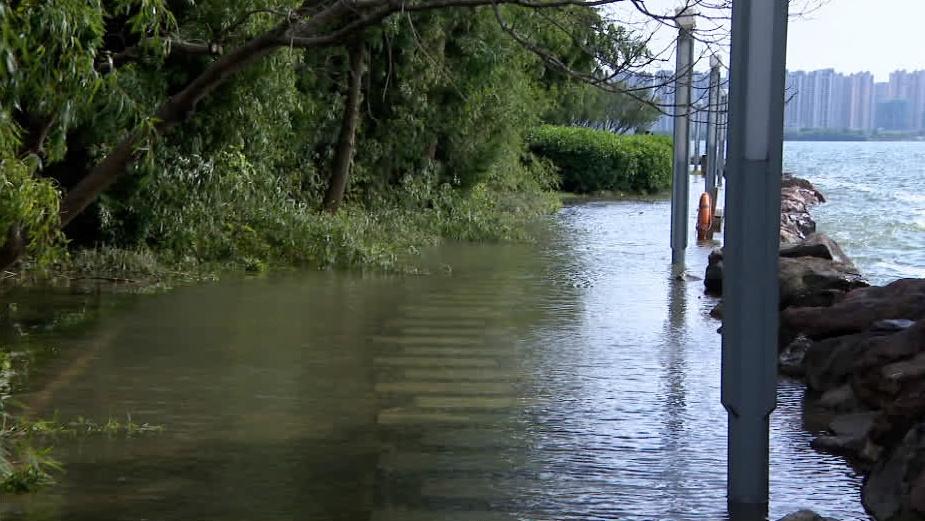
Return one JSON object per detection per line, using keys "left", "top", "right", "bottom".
{"left": 0, "top": 186, "right": 868, "bottom": 520}
{"left": 784, "top": 140, "right": 925, "bottom": 284}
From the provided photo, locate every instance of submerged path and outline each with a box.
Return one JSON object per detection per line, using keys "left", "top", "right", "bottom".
{"left": 1, "top": 195, "right": 868, "bottom": 520}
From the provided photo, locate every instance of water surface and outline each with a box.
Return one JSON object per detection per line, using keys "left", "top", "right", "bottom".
{"left": 784, "top": 140, "right": 925, "bottom": 284}
{"left": 0, "top": 189, "right": 867, "bottom": 520}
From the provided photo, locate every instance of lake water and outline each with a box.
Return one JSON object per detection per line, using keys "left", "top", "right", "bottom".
{"left": 0, "top": 157, "right": 884, "bottom": 521}
{"left": 784, "top": 140, "right": 925, "bottom": 284}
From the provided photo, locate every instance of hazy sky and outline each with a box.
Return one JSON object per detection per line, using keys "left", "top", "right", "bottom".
{"left": 787, "top": 0, "right": 924, "bottom": 80}
{"left": 607, "top": 0, "right": 925, "bottom": 81}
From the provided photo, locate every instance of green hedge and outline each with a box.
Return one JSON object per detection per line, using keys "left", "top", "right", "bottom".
{"left": 527, "top": 125, "right": 673, "bottom": 194}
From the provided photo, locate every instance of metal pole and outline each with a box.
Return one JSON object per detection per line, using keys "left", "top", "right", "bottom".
{"left": 717, "top": 92, "right": 728, "bottom": 187}
{"left": 693, "top": 108, "right": 702, "bottom": 171}
{"left": 670, "top": 8, "right": 696, "bottom": 265}
{"left": 706, "top": 56, "right": 721, "bottom": 199}
{"left": 722, "top": 0, "right": 788, "bottom": 509}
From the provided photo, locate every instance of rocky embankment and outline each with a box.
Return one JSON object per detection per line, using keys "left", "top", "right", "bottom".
{"left": 705, "top": 176, "right": 925, "bottom": 521}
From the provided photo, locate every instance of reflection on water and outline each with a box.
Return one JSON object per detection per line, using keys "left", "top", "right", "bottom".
{"left": 1, "top": 191, "right": 867, "bottom": 520}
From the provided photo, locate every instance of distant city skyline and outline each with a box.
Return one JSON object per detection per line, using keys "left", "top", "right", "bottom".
{"left": 639, "top": 66, "right": 925, "bottom": 134}
{"left": 606, "top": 0, "right": 925, "bottom": 82}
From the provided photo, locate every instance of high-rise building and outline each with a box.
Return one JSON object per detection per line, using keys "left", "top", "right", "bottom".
{"left": 847, "top": 73, "right": 874, "bottom": 131}
{"left": 876, "top": 99, "right": 912, "bottom": 131}
{"left": 641, "top": 67, "right": 924, "bottom": 135}
{"left": 782, "top": 69, "right": 901, "bottom": 132}
{"left": 886, "top": 70, "right": 925, "bottom": 131}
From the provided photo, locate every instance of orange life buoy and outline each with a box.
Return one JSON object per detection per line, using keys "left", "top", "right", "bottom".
{"left": 696, "top": 192, "right": 713, "bottom": 240}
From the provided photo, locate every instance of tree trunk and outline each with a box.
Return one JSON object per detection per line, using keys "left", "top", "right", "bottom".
{"left": 0, "top": 226, "right": 25, "bottom": 273}
{"left": 322, "top": 41, "right": 366, "bottom": 214}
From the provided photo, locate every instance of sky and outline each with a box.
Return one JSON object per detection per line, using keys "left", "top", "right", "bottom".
{"left": 607, "top": 0, "right": 925, "bottom": 81}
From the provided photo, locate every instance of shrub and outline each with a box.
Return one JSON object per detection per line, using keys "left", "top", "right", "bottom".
{"left": 527, "top": 125, "right": 672, "bottom": 194}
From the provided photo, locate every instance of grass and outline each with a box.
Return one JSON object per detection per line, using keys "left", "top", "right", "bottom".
{"left": 0, "top": 412, "right": 165, "bottom": 493}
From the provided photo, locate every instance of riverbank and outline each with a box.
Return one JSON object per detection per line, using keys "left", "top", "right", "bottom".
{"left": 704, "top": 176, "right": 925, "bottom": 521}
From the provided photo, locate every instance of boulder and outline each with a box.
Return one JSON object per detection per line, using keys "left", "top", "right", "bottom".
{"left": 780, "top": 233, "right": 856, "bottom": 269}
{"left": 705, "top": 248, "right": 723, "bottom": 295}
{"left": 779, "top": 257, "right": 868, "bottom": 309}
{"left": 782, "top": 174, "right": 827, "bottom": 203}
{"left": 850, "top": 321, "right": 925, "bottom": 450}
{"left": 781, "top": 202, "right": 817, "bottom": 242}
{"left": 779, "top": 176, "right": 825, "bottom": 243}
{"left": 705, "top": 176, "right": 831, "bottom": 294}
{"left": 780, "top": 335, "right": 812, "bottom": 377}
{"left": 803, "top": 331, "right": 891, "bottom": 392}
{"left": 776, "top": 509, "right": 838, "bottom": 521}
{"left": 864, "top": 422, "right": 925, "bottom": 521}
{"left": 702, "top": 251, "right": 866, "bottom": 307}
{"left": 817, "top": 384, "right": 861, "bottom": 412}
{"left": 782, "top": 279, "right": 925, "bottom": 341}
{"left": 811, "top": 411, "right": 879, "bottom": 457}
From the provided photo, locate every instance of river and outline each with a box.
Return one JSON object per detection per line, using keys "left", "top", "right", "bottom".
{"left": 3, "top": 141, "right": 922, "bottom": 521}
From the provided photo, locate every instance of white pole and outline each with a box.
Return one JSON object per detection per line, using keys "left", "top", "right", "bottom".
{"left": 670, "top": 8, "right": 696, "bottom": 265}
{"left": 722, "top": 0, "right": 789, "bottom": 509}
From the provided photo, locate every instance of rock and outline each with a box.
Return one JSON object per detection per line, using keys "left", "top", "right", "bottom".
{"left": 779, "top": 177, "right": 825, "bottom": 243}
{"left": 709, "top": 302, "right": 722, "bottom": 319}
{"left": 781, "top": 202, "right": 817, "bottom": 241}
{"left": 701, "top": 252, "right": 867, "bottom": 307}
{"left": 705, "top": 176, "right": 829, "bottom": 293}
{"left": 782, "top": 174, "right": 827, "bottom": 203}
{"left": 776, "top": 509, "right": 838, "bottom": 521}
{"left": 705, "top": 248, "right": 723, "bottom": 296}
{"left": 849, "top": 321, "right": 925, "bottom": 451}
{"left": 780, "top": 335, "right": 812, "bottom": 377}
{"left": 782, "top": 279, "right": 925, "bottom": 341}
{"left": 852, "top": 320, "right": 925, "bottom": 407}
{"left": 873, "top": 319, "right": 917, "bottom": 333}
{"left": 831, "top": 411, "right": 879, "bottom": 438}
{"left": 812, "top": 435, "right": 862, "bottom": 456}
{"left": 780, "top": 233, "right": 856, "bottom": 268}
{"left": 778, "top": 256, "right": 868, "bottom": 309}
{"left": 818, "top": 384, "right": 861, "bottom": 411}
{"left": 803, "top": 331, "right": 890, "bottom": 392}
{"left": 812, "top": 411, "right": 879, "bottom": 457}
{"left": 864, "top": 422, "right": 925, "bottom": 521}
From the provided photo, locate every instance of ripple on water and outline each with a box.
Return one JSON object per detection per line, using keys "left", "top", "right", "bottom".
{"left": 0, "top": 188, "right": 870, "bottom": 521}
{"left": 785, "top": 141, "right": 925, "bottom": 284}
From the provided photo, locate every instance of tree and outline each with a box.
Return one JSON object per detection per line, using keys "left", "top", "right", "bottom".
{"left": 0, "top": 0, "right": 719, "bottom": 271}
{"left": 546, "top": 83, "right": 661, "bottom": 133}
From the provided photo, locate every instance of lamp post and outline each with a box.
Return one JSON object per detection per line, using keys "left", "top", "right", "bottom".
{"left": 718, "top": 91, "right": 728, "bottom": 187}
{"left": 670, "top": 8, "right": 696, "bottom": 266}
{"left": 705, "top": 55, "right": 721, "bottom": 203}
{"left": 693, "top": 105, "right": 702, "bottom": 171}
{"left": 722, "top": 0, "right": 789, "bottom": 509}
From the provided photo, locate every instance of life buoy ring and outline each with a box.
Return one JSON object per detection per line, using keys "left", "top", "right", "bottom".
{"left": 696, "top": 192, "right": 714, "bottom": 240}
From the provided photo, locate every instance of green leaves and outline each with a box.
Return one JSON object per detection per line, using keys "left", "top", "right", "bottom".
{"left": 0, "top": 157, "right": 64, "bottom": 267}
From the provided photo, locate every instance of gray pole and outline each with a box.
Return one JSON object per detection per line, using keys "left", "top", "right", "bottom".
{"left": 722, "top": 0, "right": 789, "bottom": 509}
{"left": 705, "top": 56, "right": 721, "bottom": 199}
{"left": 670, "top": 9, "right": 696, "bottom": 265}
{"left": 693, "top": 107, "right": 702, "bottom": 169}
{"left": 717, "top": 92, "right": 728, "bottom": 187}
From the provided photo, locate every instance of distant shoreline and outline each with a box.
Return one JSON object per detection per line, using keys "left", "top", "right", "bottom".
{"left": 783, "top": 134, "right": 925, "bottom": 142}
{"left": 650, "top": 132, "right": 925, "bottom": 142}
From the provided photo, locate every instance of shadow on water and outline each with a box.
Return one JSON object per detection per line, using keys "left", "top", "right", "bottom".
{"left": 0, "top": 190, "right": 868, "bottom": 520}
